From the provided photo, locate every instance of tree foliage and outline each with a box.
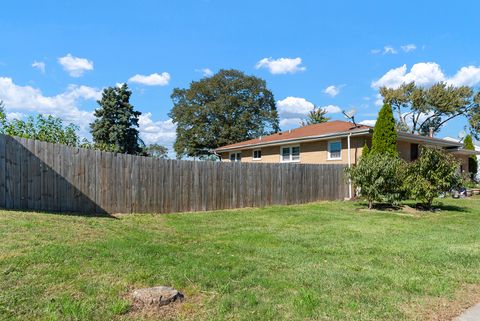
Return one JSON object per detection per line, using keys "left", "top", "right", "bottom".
{"left": 346, "top": 154, "right": 406, "bottom": 209}
{"left": 464, "top": 134, "right": 478, "bottom": 180}
{"left": 144, "top": 143, "right": 169, "bottom": 159}
{"left": 0, "top": 102, "right": 80, "bottom": 146}
{"left": 169, "top": 69, "right": 280, "bottom": 158}
{"left": 90, "top": 84, "right": 142, "bottom": 154}
{"left": 404, "top": 146, "right": 460, "bottom": 208}
{"left": 371, "top": 103, "right": 398, "bottom": 156}
{"left": 380, "top": 82, "right": 479, "bottom": 137}
{"left": 300, "top": 107, "right": 330, "bottom": 126}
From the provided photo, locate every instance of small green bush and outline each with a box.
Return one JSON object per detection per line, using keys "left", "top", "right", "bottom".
{"left": 346, "top": 153, "right": 406, "bottom": 209}
{"left": 404, "top": 146, "right": 460, "bottom": 209}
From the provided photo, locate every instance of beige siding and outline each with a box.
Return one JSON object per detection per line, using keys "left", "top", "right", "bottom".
{"left": 220, "top": 137, "right": 470, "bottom": 170}
{"left": 220, "top": 136, "right": 369, "bottom": 164}
{"left": 455, "top": 154, "right": 469, "bottom": 173}
{"left": 397, "top": 141, "right": 411, "bottom": 161}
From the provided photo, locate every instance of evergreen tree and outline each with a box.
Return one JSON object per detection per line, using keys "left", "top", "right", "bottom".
{"left": 300, "top": 107, "right": 330, "bottom": 126}
{"left": 90, "top": 84, "right": 142, "bottom": 154}
{"left": 464, "top": 134, "right": 478, "bottom": 180}
{"left": 362, "top": 142, "right": 370, "bottom": 157}
{"left": 371, "top": 103, "right": 398, "bottom": 156}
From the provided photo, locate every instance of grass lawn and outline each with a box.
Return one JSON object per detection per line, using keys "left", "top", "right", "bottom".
{"left": 1, "top": 198, "right": 480, "bottom": 320}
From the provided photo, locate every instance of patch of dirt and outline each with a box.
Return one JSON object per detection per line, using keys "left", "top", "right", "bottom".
{"left": 121, "top": 287, "right": 209, "bottom": 321}
{"left": 402, "top": 283, "right": 480, "bottom": 321}
{"left": 358, "top": 205, "right": 443, "bottom": 217}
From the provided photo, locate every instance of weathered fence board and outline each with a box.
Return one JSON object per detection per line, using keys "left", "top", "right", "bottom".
{"left": 0, "top": 134, "right": 349, "bottom": 214}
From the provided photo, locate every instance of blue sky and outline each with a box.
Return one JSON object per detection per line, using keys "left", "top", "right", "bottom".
{"left": 1, "top": 0, "right": 479, "bottom": 151}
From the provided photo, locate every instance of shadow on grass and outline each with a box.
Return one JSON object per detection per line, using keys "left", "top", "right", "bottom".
{"left": 0, "top": 207, "right": 118, "bottom": 219}
{"left": 352, "top": 199, "right": 470, "bottom": 214}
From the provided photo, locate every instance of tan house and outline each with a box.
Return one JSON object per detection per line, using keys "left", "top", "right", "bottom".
{"left": 216, "top": 120, "right": 478, "bottom": 173}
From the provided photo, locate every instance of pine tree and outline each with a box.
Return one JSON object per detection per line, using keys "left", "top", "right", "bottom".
{"left": 362, "top": 142, "right": 370, "bottom": 157}
{"left": 464, "top": 134, "right": 478, "bottom": 179}
{"left": 300, "top": 107, "right": 330, "bottom": 126}
{"left": 90, "top": 84, "right": 142, "bottom": 154}
{"left": 371, "top": 103, "right": 398, "bottom": 157}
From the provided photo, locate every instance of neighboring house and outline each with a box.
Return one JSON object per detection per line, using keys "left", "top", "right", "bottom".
{"left": 216, "top": 120, "right": 479, "bottom": 173}
{"left": 444, "top": 136, "right": 480, "bottom": 180}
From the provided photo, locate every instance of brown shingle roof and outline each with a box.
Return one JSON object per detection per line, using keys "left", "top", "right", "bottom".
{"left": 216, "top": 120, "right": 371, "bottom": 151}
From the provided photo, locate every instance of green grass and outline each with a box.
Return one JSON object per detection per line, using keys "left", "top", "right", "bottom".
{"left": 1, "top": 198, "right": 480, "bottom": 320}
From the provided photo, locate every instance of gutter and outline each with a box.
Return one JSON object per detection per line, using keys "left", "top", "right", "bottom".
{"left": 347, "top": 132, "right": 352, "bottom": 200}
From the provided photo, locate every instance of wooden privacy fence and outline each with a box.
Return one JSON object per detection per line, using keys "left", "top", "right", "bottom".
{"left": 0, "top": 134, "right": 349, "bottom": 214}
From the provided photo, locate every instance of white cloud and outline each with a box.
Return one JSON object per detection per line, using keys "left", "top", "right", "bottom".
{"left": 138, "top": 112, "right": 176, "bottom": 147}
{"left": 375, "top": 93, "right": 384, "bottom": 106}
{"left": 0, "top": 77, "right": 101, "bottom": 134}
{"left": 32, "top": 61, "right": 46, "bottom": 73}
{"left": 372, "top": 62, "right": 480, "bottom": 89}
{"left": 324, "top": 85, "right": 340, "bottom": 97}
{"left": 255, "top": 57, "right": 306, "bottom": 74}
{"left": 279, "top": 117, "right": 302, "bottom": 128}
{"left": 196, "top": 68, "right": 213, "bottom": 77}
{"left": 401, "top": 44, "right": 416, "bottom": 52}
{"left": 322, "top": 105, "right": 342, "bottom": 114}
{"left": 383, "top": 46, "right": 397, "bottom": 55}
{"left": 128, "top": 72, "right": 170, "bottom": 86}
{"left": 276, "top": 97, "right": 314, "bottom": 117}
{"left": 372, "top": 63, "right": 446, "bottom": 88}
{"left": 276, "top": 97, "right": 342, "bottom": 129}
{"left": 370, "top": 49, "right": 382, "bottom": 55}
{"left": 6, "top": 112, "right": 25, "bottom": 121}
{"left": 359, "top": 119, "right": 376, "bottom": 126}
{"left": 447, "top": 66, "right": 480, "bottom": 87}
{"left": 58, "top": 54, "right": 94, "bottom": 77}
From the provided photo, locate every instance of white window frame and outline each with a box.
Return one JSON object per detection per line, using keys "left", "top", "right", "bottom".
{"left": 229, "top": 152, "right": 241, "bottom": 162}
{"left": 327, "top": 140, "right": 342, "bottom": 160}
{"left": 252, "top": 149, "right": 262, "bottom": 161}
{"left": 280, "top": 145, "right": 300, "bottom": 163}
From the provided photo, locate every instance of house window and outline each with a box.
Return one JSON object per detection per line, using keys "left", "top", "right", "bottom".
{"left": 280, "top": 146, "right": 300, "bottom": 162}
{"left": 410, "top": 143, "right": 419, "bottom": 161}
{"left": 252, "top": 149, "right": 262, "bottom": 160}
{"left": 328, "top": 140, "right": 342, "bottom": 160}
{"left": 229, "top": 152, "right": 241, "bottom": 162}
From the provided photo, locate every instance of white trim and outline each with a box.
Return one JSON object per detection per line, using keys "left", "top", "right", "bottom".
{"left": 252, "top": 149, "right": 262, "bottom": 160}
{"left": 229, "top": 152, "right": 241, "bottom": 162}
{"left": 279, "top": 145, "right": 300, "bottom": 163}
{"left": 327, "top": 140, "right": 342, "bottom": 160}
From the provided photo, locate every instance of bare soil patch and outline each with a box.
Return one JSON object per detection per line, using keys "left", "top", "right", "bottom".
{"left": 403, "top": 283, "right": 480, "bottom": 321}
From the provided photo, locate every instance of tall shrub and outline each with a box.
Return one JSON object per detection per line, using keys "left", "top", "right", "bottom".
{"left": 346, "top": 154, "right": 406, "bottom": 209}
{"left": 464, "top": 134, "right": 478, "bottom": 181}
{"left": 371, "top": 103, "right": 398, "bottom": 156}
{"left": 404, "top": 146, "right": 459, "bottom": 209}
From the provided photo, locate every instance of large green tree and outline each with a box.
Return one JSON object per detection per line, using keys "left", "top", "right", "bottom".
{"left": 380, "top": 82, "right": 480, "bottom": 137}
{"left": 300, "top": 106, "right": 330, "bottom": 126}
{"left": 169, "top": 69, "right": 280, "bottom": 158}
{"left": 144, "top": 143, "right": 169, "bottom": 159}
{"left": 464, "top": 134, "right": 478, "bottom": 180}
{"left": 371, "top": 103, "right": 398, "bottom": 156}
{"left": 90, "top": 84, "right": 142, "bottom": 154}
{"left": 0, "top": 102, "right": 80, "bottom": 146}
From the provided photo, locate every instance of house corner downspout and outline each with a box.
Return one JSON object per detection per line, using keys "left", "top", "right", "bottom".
{"left": 347, "top": 133, "right": 352, "bottom": 200}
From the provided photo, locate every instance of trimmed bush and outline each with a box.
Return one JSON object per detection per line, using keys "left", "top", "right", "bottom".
{"left": 404, "top": 146, "right": 460, "bottom": 209}
{"left": 346, "top": 153, "right": 406, "bottom": 209}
